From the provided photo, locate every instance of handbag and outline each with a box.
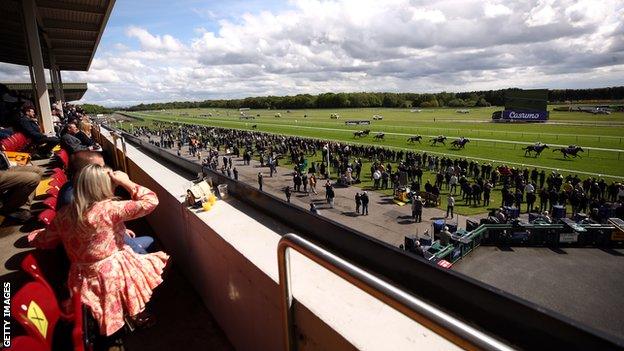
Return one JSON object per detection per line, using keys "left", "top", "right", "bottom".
{"left": 186, "top": 180, "right": 212, "bottom": 206}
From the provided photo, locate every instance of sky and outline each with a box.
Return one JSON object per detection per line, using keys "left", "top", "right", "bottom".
{"left": 0, "top": 0, "right": 623, "bottom": 106}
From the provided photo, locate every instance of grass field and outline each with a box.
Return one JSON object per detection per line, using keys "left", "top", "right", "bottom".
{"left": 122, "top": 107, "right": 624, "bottom": 178}
{"left": 114, "top": 106, "right": 624, "bottom": 216}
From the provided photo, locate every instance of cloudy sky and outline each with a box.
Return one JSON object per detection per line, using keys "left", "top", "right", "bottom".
{"left": 1, "top": 0, "right": 623, "bottom": 106}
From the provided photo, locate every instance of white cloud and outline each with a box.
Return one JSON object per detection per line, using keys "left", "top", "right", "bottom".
{"left": 484, "top": 2, "right": 512, "bottom": 18}
{"left": 1, "top": 0, "right": 623, "bottom": 106}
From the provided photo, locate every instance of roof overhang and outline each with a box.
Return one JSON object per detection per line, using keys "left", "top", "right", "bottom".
{"left": 0, "top": 0, "right": 115, "bottom": 71}
{"left": 2, "top": 82, "right": 88, "bottom": 102}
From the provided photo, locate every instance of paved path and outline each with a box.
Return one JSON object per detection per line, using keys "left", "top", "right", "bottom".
{"left": 150, "top": 140, "right": 484, "bottom": 247}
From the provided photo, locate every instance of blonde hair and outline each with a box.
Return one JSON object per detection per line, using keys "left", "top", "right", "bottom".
{"left": 79, "top": 121, "right": 92, "bottom": 137}
{"left": 68, "top": 164, "right": 115, "bottom": 229}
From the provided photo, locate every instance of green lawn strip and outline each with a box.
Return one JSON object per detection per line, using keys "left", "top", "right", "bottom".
{"left": 125, "top": 112, "right": 624, "bottom": 177}
{"left": 132, "top": 109, "right": 624, "bottom": 148}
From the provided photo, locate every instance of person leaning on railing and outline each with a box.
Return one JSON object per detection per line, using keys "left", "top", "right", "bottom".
{"left": 29, "top": 165, "right": 169, "bottom": 336}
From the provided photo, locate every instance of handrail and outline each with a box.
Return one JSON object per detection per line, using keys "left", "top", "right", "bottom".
{"left": 277, "top": 233, "right": 514, "bottom": 351}
{"left": 110, "top": 130, "right": 130, "bottom": 174}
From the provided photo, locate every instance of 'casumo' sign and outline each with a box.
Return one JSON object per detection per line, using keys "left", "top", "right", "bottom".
{"left": 503, "top": 110, "right": 549, "bottom": 121}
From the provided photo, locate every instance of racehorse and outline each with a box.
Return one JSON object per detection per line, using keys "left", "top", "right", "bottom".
{"left": 407, "top": 135, "right": 422, "bottom": 143}
{"left": 251, "top": 124, "right": 257, "bottom": 129}
{"left": 553, "top": 145, "right": 584, "bottom": 158}
{"left": 429, "top": 135, "right": 447, "bottom": 146}
{"left": 374, "top": 132, "right": 385, "bottom": 140}
{"left": 450, "top": 138, "right": 470, "bottom": 149}
{"left": 353, "top": 130, "right": 367, "bottom": 138}
{"left": 522, "top": 143, "right": 549, "bottom": 157}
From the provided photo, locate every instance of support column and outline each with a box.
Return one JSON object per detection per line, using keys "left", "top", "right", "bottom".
{"left": 48, "top": 54, "right": 63, "bottom": 105}
{"left": 22, "top": 0, "right": 54, "bottom": 133}
{"left": 57, "top": 69, "right": 66, "bottom": 102}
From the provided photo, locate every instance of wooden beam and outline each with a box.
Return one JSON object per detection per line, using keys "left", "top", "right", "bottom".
{"left": 43, "top": 19, "right": 100, "bottom": 32}
{"left": 36, "top": 0, "right": 105, "bottom": 15}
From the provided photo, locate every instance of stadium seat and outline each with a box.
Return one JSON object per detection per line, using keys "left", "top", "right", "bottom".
{"left": 38, "top": 209, "right": 56, "bottom": 226}
{"left": 20, "top": 254, "right": 55, "bottom": 296}
{"left": 48, "top": 178, "right": 65, "bottom": 188}
{"left": 56, "top": 149, "right": 69, "bottom": 168}
{"left": 5, "top": 335, "right": 47, "bottom": 351}
{"left": 45, "top": 186, "right": 59, "bottom": 197}
{"left": 11, "top": 281, "right": 65, "bottom": 349}
{"left": 0, "top": 132, "right": 31, "bottom": 152}
{"left": 42, "top": 197, "right": 58, "bottom": 210}
{"left": 71, "top": 292, "right": 92, "bottom": 351}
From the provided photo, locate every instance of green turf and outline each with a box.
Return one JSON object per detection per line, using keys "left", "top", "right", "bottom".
{"left": 121, "top": 107, "right": 624, "bottom": 178}
{"left": 112, "top": 107, "right": 623, "bottom": 216}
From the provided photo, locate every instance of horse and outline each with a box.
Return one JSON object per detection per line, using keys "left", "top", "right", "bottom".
{"left": 553, "top": 146, "right": 584, "bottom": 159}
{"left": 251, "top": 124, "right": 258, "bottom": 129}
{"left": 407, "top": 135, "right": 422, "bottom": 143}
{"left": 353, "top": 130, "right": 366, "bottom": 138}
{"left": 450, "top": 138, "right": 470, "bottom": 149}
{"left": 429, "top": 136, "right": 446, "bottom": 146}
{"left": 374, "top": 132, "right": 385, "bottom": 140}
{"left": 522, "top": 143, "right": 549, "bottom": 157}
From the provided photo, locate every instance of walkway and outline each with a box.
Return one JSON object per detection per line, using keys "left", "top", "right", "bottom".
{"left": 159, "top": 140, "right": 486, "bottom": 247}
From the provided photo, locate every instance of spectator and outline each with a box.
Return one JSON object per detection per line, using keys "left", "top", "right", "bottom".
{"left": 310, "top": 202, "right": 319, "bottom": 214}
{"left": 439, "top": 226, "right": 452, "bottom": 246}
{"left": 355, "top": 192, "right": 361, "bottom": 214}
{"left": 57, "top": 151, "right": 154, "bottom": 254}
{"left": 61, "top": 122, "right": 93, "bottom": 154}
{"left": 284, "top": 185, "right": 292, "bottom": 203}
{"left": 412, "top": 195, "right": 424, "bottom": 223}
{"left": 29, "top": 165, "right": 169, "bottom": 336}
{"left": 361, "top": 191, "right": 369, "bottom": 215}
{"left": 325, "top": 180, "right": 335, "bottom": 208}
{"left": 0, "top": 150, "right": 42, "bottom": 222}
{"left": 17, "top": 104, "right": 59, "bottom": 158}
{"left": 257, "top": 172, "right": 263, "bottom": 191}
{"left": 446, "top": 194, "right": 455, "bottom": 219}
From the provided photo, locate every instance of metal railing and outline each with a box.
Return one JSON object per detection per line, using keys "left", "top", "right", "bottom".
{"left": 277, "top": 233, "right": 514, "bottom": 351}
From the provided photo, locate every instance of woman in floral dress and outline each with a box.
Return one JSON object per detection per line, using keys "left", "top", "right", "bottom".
{"left": 29, "top": 164, "right": 169, "bottom": 335}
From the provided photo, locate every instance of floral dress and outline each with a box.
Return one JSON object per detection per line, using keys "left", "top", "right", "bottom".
{"left": 30, "top": 185, "right": 169, "bottom": 336}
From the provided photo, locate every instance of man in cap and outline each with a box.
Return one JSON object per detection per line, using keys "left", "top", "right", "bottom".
{"left": 412, "top": 195, "right": 424, "bottom": 222}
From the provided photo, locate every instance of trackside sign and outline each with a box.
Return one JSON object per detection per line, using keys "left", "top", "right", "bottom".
{"left": 502, "top": 110, "right": 549, "bottom": 121}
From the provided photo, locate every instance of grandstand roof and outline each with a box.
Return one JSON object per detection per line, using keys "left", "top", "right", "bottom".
{"left": 0, "top": 0, "right": 115, "bottom": 71}
{"left": 2, "top": 82, "right": 87, "bottom": 101}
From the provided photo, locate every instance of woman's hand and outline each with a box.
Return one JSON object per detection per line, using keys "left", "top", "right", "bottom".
{"left": 108, "top": 170, "right": 130, "bottom": 186}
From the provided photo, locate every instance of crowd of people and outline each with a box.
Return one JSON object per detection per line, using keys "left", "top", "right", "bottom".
{"left": 1, "top": 84, "right": 168, "bottom": 338}
{"left": 131, "top": 121, "right": 624, "bottom": 224}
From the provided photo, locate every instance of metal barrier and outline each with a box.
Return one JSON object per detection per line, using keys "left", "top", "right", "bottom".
{"left": 278, "top": 233, "right": 513, "bottom": 351}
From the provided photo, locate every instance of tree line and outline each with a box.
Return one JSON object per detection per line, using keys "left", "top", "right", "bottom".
{"left": 119, "top": 86, "right": 623, "bottom": 111}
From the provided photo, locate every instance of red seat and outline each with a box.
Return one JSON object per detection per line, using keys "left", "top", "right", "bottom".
{"left": 5, "top": 335, "right": 47, "bottom": 351}
{"left": 48, "top": 178, "right": 65, "bottom": 188}
{"left": 52, "top": 171, "right": 68, "bottom": 184}
{"left": 21, "top": 254, "right": 55, "bottom": 295}
{"left": 45, "top": 187, "right": 59, "bottom": 197}
{"left": 11, "top": 281, "right": 64, "bottom": 349}
{"left": 71, "top": 292, "right": 92, "bottom": 351}
{"left": 11, "top": 281, "right": 89, "bottom": 351}
{"left": 1, "top": 133, "right": 31, "bottom": 152}
{"left": 42, "top": 197, "right": 58, "bottom": 210}
{"left": 38, "top": 209, "right": 56, "bottom": 226}
{"left": 56, "top": 149, "right": 69, "bottom": 168}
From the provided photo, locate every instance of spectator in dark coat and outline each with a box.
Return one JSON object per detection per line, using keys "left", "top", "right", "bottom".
{"left": 17, "top": 105, "right": 59, "bottom": 158}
